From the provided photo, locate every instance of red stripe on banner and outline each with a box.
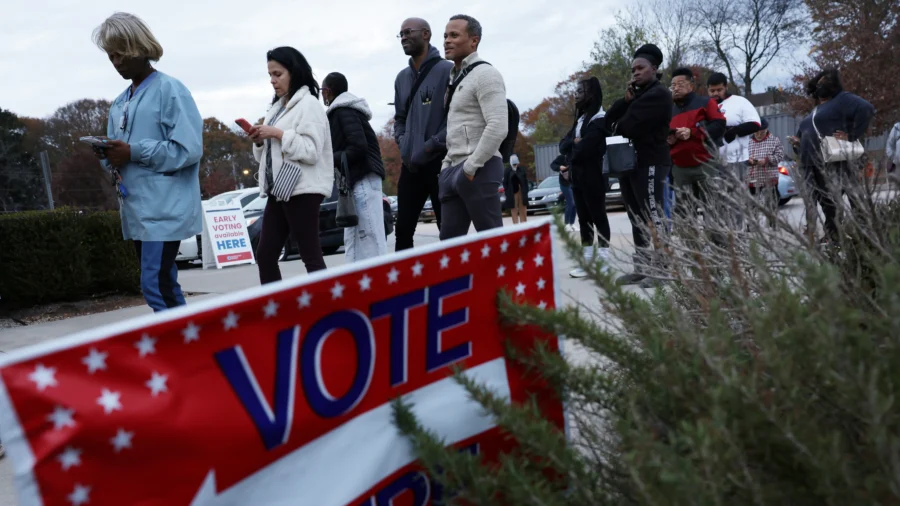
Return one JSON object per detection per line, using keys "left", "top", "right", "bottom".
{"left": 217, "top": 251, "right": 253, "bottom": 263}
{"left": 0, "top": 221, "right": 564, "bottom": 506}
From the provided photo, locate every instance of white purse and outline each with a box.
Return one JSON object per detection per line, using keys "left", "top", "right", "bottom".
{"left": 812, "top": 107, "right": 864, "bottom": 163}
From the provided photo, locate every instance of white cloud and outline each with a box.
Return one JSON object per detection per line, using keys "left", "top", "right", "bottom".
{"left": 0, "top": 0, "right": 805, "bottom": 131}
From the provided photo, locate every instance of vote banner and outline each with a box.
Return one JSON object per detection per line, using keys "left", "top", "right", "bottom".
{"left": 0, "top": 220, "right": 565, "bottom": 506}
{"left": 201, "top": 204, "right": 255, "bottom": 269}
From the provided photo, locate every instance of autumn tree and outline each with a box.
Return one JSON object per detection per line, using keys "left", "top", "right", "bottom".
{"left": 41, "top": 99, "right": 115, "bottom": 210}
{"left": 698, "top": 0, "right": 807, "bottom": 94}
{"left": 200, "top": 117, "right": 257, "bottom": 198}
{"left": 0, "top": 108, "right": 44, "bottom": 212}
{"left": 378, "top": 121, "right": 402, "bottom": 195}
{"left": 793, "top": 0, "right": 900, "bottom": 132}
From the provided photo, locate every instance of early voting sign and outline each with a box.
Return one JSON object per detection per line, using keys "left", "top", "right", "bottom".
{"left": 202, "top": 203, "right": 255, "bottom": 269}
{"left": 0, "top": 220, "right": 565, "bottom": 506}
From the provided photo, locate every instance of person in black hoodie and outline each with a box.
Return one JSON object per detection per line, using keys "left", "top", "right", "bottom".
{"left": 392, "top": 18, "right": 454, "bottom": 250}
{"left": 604, "top": 43, "right": 673, "bottom": 286}
{"left": 322, "top": 72, "right": 387, "bottom": 262}
{"left": 559, "top": 76, "right": 609, "bottom": 279}
{"left": 502, "top": 154, "right": 528, "bottom": 223}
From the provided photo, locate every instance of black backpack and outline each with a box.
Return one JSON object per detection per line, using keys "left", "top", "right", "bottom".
{"left": 445, "top": 61, "right": 520, "bottom": 163}
{"left": 500, "top": 99, "right": 519, "bottom": 163}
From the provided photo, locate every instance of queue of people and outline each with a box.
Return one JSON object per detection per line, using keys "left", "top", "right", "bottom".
{"left": 88, "top": 11, "right": 879, "bottom": 315}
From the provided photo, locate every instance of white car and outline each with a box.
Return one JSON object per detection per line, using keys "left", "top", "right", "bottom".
{"left": 176, "top": 188, "right": 261, "bottom": 263}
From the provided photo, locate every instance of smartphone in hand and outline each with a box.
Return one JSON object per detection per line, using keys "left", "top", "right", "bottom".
{"left": 79, "top": 136, "right": 110, "bottom": 149}
{"left": 235, "top": 118, "right": 253, "bottom": 134}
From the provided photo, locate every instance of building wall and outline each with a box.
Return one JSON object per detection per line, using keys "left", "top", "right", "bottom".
{"left": 534, "top": 143, "right": 559, "bottom": 182}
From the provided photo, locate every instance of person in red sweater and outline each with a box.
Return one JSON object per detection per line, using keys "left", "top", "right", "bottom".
{"left": 667, "top": 67, "right": 726, "bottom": 225}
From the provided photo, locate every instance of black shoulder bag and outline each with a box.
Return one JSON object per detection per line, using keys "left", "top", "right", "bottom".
{"left": 395, "top": 58, "right": 441, "bottom": 124}
{"left": 443, "top": 61, "right": 490, "bottom": 119}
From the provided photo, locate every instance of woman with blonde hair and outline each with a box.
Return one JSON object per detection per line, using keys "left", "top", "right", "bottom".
{"left": 91, "top": 12, "right": 203, "bottom": 312}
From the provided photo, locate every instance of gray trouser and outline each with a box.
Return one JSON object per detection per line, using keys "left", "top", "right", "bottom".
{"left": 438, "top": 156, "right": 504, "bottom": 240}
{"left": 720, "top": 161, "right": 749, "bottom": 228}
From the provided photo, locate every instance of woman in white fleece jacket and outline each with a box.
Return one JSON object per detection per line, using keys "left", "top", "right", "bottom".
{"left": 250, "top": 47, "right": 334, "bottom": 284}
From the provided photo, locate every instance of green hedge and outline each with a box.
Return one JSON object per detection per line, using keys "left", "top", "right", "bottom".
{"left": 0, "top": 209, "right": 140, "bottom": 308}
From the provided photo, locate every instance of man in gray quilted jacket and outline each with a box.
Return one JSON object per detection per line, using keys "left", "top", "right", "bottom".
{"left": 438, "top": 14, "right": 509, "bottom": 240}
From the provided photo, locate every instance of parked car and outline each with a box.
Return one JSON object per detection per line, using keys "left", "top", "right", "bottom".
{"left": 419, "top": 199, "right": 436, "bottom": 223}
{"left": 247, "top": 185, "right": 394, "bottom": 259}
{"left": 384, "top": 194, "right": 398, "bottom": 222}
{"left": 776, "top": 160, "right": 798, "bottom": 206}
{"left": 526, "top": 176, "right": 565, "bottom": 215}
{"left": 606, "top": 176, "right": 625, "bottom": 208}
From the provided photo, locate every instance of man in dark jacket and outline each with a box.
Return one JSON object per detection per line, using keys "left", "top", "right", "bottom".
{"left": 550, "top": 154, "right": 577, "bottom": 230}
{"left": 604, "top": 43, "right": 673, "bottom": 286}
{"left": 668, "top": 67, "right": 726, "bottom": 227}
{"left": 392, "top": 17, "right": 454, "bottom": 250}
{"left": 323, "top": 73, "right": 387, "bottom": 262}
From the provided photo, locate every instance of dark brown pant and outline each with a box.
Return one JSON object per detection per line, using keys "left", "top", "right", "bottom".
{"left": 257, "top": 193, "right": 326, "bottom": 284}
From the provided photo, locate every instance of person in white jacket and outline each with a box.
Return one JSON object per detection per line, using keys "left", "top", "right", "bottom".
{"left": 250, "top": 47, "right": 334, "bottom": 284}
{"left": 886, "top": 122, "right": 900, "bottom": 181}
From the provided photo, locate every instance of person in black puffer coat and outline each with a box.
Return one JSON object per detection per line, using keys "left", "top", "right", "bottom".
{"left": 604, "top": 43, "right": 673, "bottom": 287}
{"left": 322, "top": 72, "right": 387, "bottom": 262}
{"left": 559, "top": 76, "right": 610, "bottom": 279}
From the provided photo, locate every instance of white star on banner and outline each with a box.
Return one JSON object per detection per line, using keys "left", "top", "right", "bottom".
{"left": 297, "top": 291, "right": 312, "bottom": 309}
{"left": 387, "top": 268, "right": 400, "bottom": 284}
{"left": 182, "top": 322, "right": 201, "bottom": 344}
{"left": 135, "top": 335, "right": 157, "bottom": 358}
{"left": 29, "top": 364, "right": 58, "bottom": 391}
{"left": 538, "top": 301, "right": 549, "bottom": 310}
{"left": 359, "top": 274, "right": 373, "bottom": 292}
{"left": 537, "top": 278, "right": 547, "bottom": 291}
{"left": 534, "top": 231, "right": 543, "bottom": 243}
{"left": 519, "top": 236, "right": 528, "bottom": 248}
{"left": 223, "top": 311, "right": 240, "bottom": 331}
{"left": 82, "top": 349, "right": 108, "bottom": 374}
{"left": 68, "top": 484, "right": 91, "bottom": 506}
{"left": 412, "top": 261, "right": 424, "bottom": 277}
{"left": 57, "top": 447, "right": 82, "bottom": 471}
{"left": 97, "top": 389, "right": 122, "bottom": 415}
{"left": 500, "top": 240, "right": 510, "bottom": 253}
{"left": 146, "top": 372, "right": 168, "bottom": 397}
{"left": 47, "top": 406, "right": 76, "bottom": 431}
{"left": 481, "top": 244, "right": 491, "bottom": 258}
{"left": 440, "top": 255, "right": 451, "bottom": 269}
{"left": 331, "top": 282, "right": 345, "bottom": 300}
{"left": 497, "top": 265, "right": 507, "bottom": 278}
{"left": 110, "top": 428, "right": 134, "bottom": 453}
{"left": 534, "top": 254, "right": 546, "bottom": 267}
{"left": 263, "top": 300, "right": 279, "bottom": 319}
{"left": 516, "top": 283, "right": 527, "bottom": 296}
{"left": 460, "top": 250, "right": 471, "bottom": 263}
{"left": 516, "top": 259, "right": 525, "bottom": 272}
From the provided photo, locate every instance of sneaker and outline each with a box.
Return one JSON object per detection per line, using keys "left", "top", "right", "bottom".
{"left": 616, "top": 272, "right": 646, "bottom": 286}
{"left": 569, "top": 267, "right": 588, "bottom": 278}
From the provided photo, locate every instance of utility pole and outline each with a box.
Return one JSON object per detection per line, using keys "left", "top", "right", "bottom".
{"left": 39, "top": 151, "right": 54, "bottom": 210}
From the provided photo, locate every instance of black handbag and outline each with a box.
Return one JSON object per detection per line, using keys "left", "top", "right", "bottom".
{"left": 335, "top": 152, "right": 359, "bottom": 228}
{"left": 603, "top": 121, "right": 637, "bottom": 175}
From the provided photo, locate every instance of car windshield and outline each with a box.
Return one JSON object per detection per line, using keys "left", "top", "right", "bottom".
{"left": 538, "top": 176, "right": 560, "bottom": 189}
{"left": 208, "top": 191, "right": 248, "bottom": 207}
{"left": 245, "top": 195, "right": 268, "bottom": 212}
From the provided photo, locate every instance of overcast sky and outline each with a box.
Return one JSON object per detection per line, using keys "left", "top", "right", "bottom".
{"left": 0, "top": 0, "right": 803, "bottom": 132}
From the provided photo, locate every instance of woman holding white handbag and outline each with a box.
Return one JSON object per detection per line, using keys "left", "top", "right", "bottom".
{"left": 250, "top": 47, "right": 334, "bottom": 283}
{"left": 789, "top": 68, "right": 874, "bottom": 241}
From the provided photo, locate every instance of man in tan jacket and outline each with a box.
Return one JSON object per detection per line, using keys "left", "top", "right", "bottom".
{"left": 438, "top": 14, "right": 509, "bottom": 240}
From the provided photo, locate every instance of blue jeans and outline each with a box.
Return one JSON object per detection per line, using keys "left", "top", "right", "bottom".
{"left": 134, "top": 241, "right": 186, "bottom": 312}
{"left": 560, "top": 184, "right": 576, "bottom": 225}
{"left": 344, "top": 173, "right": 388, "bottom": 262}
